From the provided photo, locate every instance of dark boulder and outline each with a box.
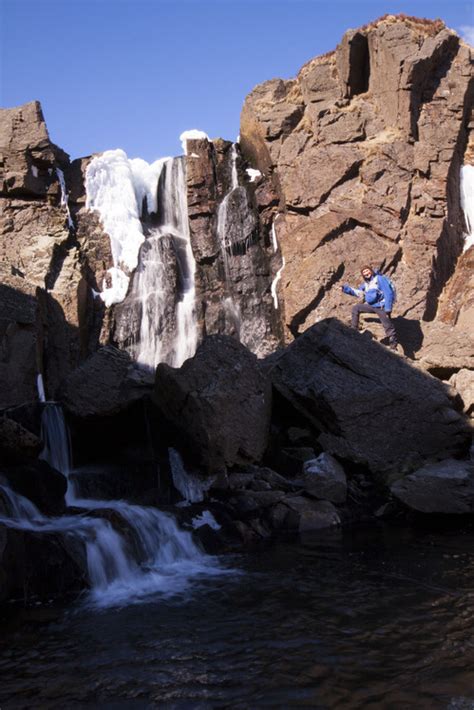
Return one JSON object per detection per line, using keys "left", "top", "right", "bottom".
{"left": 301, "top": 453, "right": 347, "bottom": 503}
{"left": 0, "top": 460, "right": 67, "bottom": 516}
{"left": 59, "top": 346, "right": 151, "bottom": 418}
{"left": 0, "top": 524, "right": 87, "bottom": 604}
{"left": 154, "top": 335, "right": 272, "bottom": 473}
{"left": 268, "top": 319, "right": 471, "bottom": 481}
{"left": 0, "top": 416, "right": 41, "bottom": 464}
{"left": 391, "top": 459, "right": 474, "bottom": 514}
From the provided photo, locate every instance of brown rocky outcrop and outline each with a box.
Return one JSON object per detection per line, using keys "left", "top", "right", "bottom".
{"left": 240, "top": 16, "right": 473, "bottom": 345}
{"left": 153, "top": 335, "right": 272, "bottom": 473}
{"left": 268, "top": 318, "right": 471, "bottom": 481}
{"left": 0, "top": 15, "right": 472, "bottom": 444}
{"left": 184, "top": 137, "right": 283, "bottom": 357}
{"left": 0, "top": 102, "right": 84, "bottom": 407}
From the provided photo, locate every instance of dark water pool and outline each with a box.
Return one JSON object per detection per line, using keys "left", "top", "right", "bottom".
{"left": 2, "top": 523, "right": 474, "bottom": 709}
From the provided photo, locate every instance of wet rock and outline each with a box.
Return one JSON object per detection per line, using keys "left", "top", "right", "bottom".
{"left": 154, "top": 335, "right": 272, "bottom": 473}
{"left": 391, "top": 459, "right": 474, "bottom": 514}
{"left": 268, "top": 318, "right": 471, "bottom": 480}
{"left": 68, "top": 463, "right": 159, "bottom": 506}
{"left": 302, "top": 453, "right": 347, "bottom": 503}
{"left": 0, "top": 460, "right": 67, "bottom": 516}
{"left": 281, "top": 496, "right": 341, "bottom": 532}
{"left": 0, "top": 524, "right": 87, "bottom": 604}
{"left": 0, "top": 416, "right": 41, "bottom": 463}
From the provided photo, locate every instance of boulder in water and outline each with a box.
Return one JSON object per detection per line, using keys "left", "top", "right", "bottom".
{"left": 154, "top": 335, "right": 272, "bottom": 473}
{"left": 0, "top": 525, "right": 87, "bottom": 604}
{"left": 391, "top": 459, "right": 474, "bottom": 514}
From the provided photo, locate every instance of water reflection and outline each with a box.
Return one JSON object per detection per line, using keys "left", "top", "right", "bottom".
{"left": 2, "top": 523, "right": 474, "bottom": 708}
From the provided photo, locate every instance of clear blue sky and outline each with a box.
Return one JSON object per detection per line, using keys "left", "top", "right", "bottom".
{"left": 1, "top": 0, "right": 473, "bottom": 162}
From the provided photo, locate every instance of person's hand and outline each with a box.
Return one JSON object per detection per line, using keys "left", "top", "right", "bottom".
{"left": 342, "top": 284, "right": 352, "bottom": 295}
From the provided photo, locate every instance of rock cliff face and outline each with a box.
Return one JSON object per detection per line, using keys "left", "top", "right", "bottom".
{"left": 0, "top": 15, "right": 473, "bottom": 418}
{"left": 0, "top": 102, "right": 83, "bottom": 406}
{"left": 240, "top": 16, "right": 473, "bottom": 349}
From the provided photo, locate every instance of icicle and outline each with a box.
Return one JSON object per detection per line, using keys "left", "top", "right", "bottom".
{"left": 271, "top": 257, "right": 286, "bottom": 310}
{"left": 56, "top": 168, "right": 74, "bottom": 229}
{"left": 169, "top": 448, "right": 215, "bottom": 505}
{"left": 36, "top": 373, "right": 46, "bottom": 403}
{"left": 460, "top": 164, "right": 474, "bottom": 252}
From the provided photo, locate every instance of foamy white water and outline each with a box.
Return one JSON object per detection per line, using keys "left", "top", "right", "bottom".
{"left": 133, "top": 157, "right": 198, "bottom": 369}
{"left": 169, "top": 448, "right": 215, "bottom": 505}
{"left": 85, "top": 150, "right": 166, "bottom": 306}
{"left": 0, "top": 404, "right": 230, "bottom": 609}
{"left": 36, "top": 373, "right": 46, "bottom": 403}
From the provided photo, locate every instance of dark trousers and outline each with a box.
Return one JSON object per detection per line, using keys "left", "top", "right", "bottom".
{"left": 351, "top": 303, "right": 397, "bottom": 342}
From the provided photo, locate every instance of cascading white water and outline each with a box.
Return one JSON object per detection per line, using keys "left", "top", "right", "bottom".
{"left": 215, "top": 143, "right": 244, "bottom": 330}
{"left": 169, "top": 448, "right": 215, "bottom": 505}
{"left": 39, "top": 403, "right": 72, "bottom": 475}
{"left": 56, "top": 168, "right": 74, "bottom": 229}
{"left": 36, "top": 373, "right": 46, "bottom": 403}
{"left": 460, "top": 164, "right": 474, "bottom": 252}
{"left": 85, "top": 149, "right": 167, "bottom": 306}
{"left": 0, "top": 403, "right": 228, "bottom": 608}
{"left": 132, "top": 157, "right": 198, "bottom": 369}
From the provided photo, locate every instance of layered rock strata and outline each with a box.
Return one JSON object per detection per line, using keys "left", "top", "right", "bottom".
{"left": 240, "top": 16, "right": 473, "bottom": 343}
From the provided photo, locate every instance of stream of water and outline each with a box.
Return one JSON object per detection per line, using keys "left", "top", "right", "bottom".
{"left": 2, "top": 524, "right": 474, "bottom": 708}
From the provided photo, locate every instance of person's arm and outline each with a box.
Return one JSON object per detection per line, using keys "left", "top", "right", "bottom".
{"left": 341, "top": 283, "right": 364, "bottom": 298}
{"left": 377, "top": 275, "right": 394, "bottom": 312}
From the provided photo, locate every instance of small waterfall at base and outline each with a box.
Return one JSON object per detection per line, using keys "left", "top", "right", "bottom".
{"left": 169, "top": 448, "right": 215, "bottom": 505}
{"left": 0, "top": 404, "right": 229, "bottom": 609}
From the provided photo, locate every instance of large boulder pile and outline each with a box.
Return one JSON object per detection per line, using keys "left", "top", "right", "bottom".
{"left": 268, "top": 319, "right": 471, "bottom": 481}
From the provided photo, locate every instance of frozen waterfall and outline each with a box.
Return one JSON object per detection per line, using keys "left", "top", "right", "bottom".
{"left": 86, "top": 150, "right": 198, "bottom": 368}
{"left": 133, "top": 157, "right": 198, "bottom": 369}
{"left": 85, "top": 150, "right": 167, "bottom": 306}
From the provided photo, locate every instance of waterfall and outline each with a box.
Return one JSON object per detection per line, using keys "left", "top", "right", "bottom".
{"left": 460, "top": 164, "right": 474, "bottom": 252}
{"left": 0, "top": 404, "right": 228, "bottom": 608}
{"left": 131, "top": 157, "right": 198, "bottom": 370}
{"left": 39, "top": 403, "right": 72, "bottom": 476}
{"left": 36, "top": 373, "right": 46, "bottom": 403}
{"left": 271, "top": 257, "right": 286, "bottom": 310}
{"left": 85, "top": 149, "right": 166, "bottom": 306}
{"left": 169, "top": 448, "right": 215, "bottom": 505}
{"left": 56, "top": 168, "right": 74, "bottom": 229}
{"left": 216, "top": 143, "right": 242, "bottom": 323}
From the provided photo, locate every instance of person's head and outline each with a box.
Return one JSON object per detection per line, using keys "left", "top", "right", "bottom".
{"left": 361, "top": 265, "right": 374, "bottom": 281}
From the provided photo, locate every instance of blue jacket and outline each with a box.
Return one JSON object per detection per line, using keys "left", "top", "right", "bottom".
{"left": 342, "top": 273, "right": 394, "bottom": 312}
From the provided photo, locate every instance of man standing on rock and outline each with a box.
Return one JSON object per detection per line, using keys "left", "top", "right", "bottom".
{"left": 341, "top": 266, "right": 398, "bottom": 350}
